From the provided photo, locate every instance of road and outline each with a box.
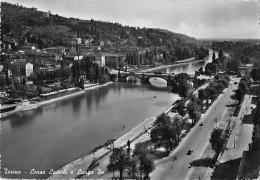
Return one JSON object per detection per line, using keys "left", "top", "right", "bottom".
{"left": 150, "top": 77, "right": 240, "bottom": 180}
{"left": 205, "top": 94, "right": 254, "bottom": 179}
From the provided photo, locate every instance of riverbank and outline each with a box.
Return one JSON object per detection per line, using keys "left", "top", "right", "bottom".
{"left": 49, "top": 88, "right": 177, "bottom": 179}
{"left": 0, "top": 82, "right": 113, "bottom": 119}
{"left": 39, "top": 82, "right": 113, "bottom": 107}
{"left": 143, "top": 56, "right": 209, "bottom": 73}
{"left": 48, "top": 106, "right": 174, "bottom": 179}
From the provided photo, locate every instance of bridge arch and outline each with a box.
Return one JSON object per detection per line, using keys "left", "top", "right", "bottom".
{"left": 119, "top": 73, "right": 143, "bottom": 82}
{"left": 118, "top": 72, "right": 173, "bottom": 86}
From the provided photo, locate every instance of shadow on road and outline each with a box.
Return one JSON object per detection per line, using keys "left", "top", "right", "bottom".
{"left": 190, "top": 157, "right": 214, "bottom": 167}
{"left": 211, "top": 157, "right": 241, "bottom": 180}
{"left": 242, "top": 114, "right": 254, "bottom": 125}
{"left": 225, "top": 104, "right": 237, "bottom": 107}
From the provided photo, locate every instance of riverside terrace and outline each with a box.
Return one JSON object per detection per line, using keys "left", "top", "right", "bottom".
{"left": 115, "top": 71, "right": 195, "bottom": 86}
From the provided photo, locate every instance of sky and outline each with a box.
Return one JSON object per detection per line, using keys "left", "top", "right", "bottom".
{"left": 4, "top": 0, "right": 260, "bottom": 39}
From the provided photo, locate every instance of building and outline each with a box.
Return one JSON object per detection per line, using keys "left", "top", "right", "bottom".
{"left": 100, "top": 40, "right": 105, "bottom": 47}
{"left": 83, "top": 39, "right": 90, "bottom": 46}
{"left": 83, "top": 38, "right": 94, "bottom": 47}
{"left": 239, "top": 64, "right": 254, "bottom": 77}
{"left": 100, "top": 53, "right": 126, "bottom": 67}
{"left": 0, "top": 91, "right": 8, "bottom": 98}
{"left": 35, "top": 64, "right": 61, "bottom": 72}
{"left": 0, "top": 64, "right": 3, "bottom": 72}
{"left": 120, "top": 39, "right": 128, "bottom": 46}
{"left": 106, "top": 40, "right": 112, "bottom": 46}
{"left": 10, "top": 61, "right": 33, "bottom": 77}
{"left": 35, "top": 52, "right": 61, "bottom": 64}
{"left": 21, "top": 44, "right": 38, "bottom": 51}
{"left": 63, "top": 53, "right": 83, "bottom": 61}
{"left": 45, "top": 46, "right": 65, "bottom": 55}
{"left": 62, "top": 38, "right": 81, "bottom": 46}
{"left": 62, "top": 38, "right": 77, "bottom": 46}
{"left": 42, "top": 11, "right": 50, "bottom": 18}
{"left": 78, "top": 46, "right": 94, "bottom": 56}
{"left": 74, "top": 38, "right": 81, "bottom": 45}
{"left": 101, "top": 56, "right": 105, "bottom": 67}
{"left": 2, "top": 59, "right": 26, "bottom": 70}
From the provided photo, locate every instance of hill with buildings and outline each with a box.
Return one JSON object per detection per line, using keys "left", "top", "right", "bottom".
{"left": 1, "top": 2, "right": 200, "bottom": 53}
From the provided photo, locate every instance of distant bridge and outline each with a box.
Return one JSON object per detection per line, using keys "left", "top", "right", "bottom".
{"left": 117, "top": 71, "right": 194, "bottom": 86}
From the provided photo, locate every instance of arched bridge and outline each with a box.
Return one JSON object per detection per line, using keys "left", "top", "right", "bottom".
{"left": 118, "top": 72, "right": 177, "bottom": 86}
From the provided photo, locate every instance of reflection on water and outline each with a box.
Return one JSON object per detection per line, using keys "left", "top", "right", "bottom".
{"left": 127, "top": 76, "right": 142, "bottom": 85}
{"left": 149, "top": 77, "right": 167, "bottom": 88}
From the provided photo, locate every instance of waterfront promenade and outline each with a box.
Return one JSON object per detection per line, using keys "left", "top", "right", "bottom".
{"left": 48, "top": 116, "right": 157, "bottom": 179}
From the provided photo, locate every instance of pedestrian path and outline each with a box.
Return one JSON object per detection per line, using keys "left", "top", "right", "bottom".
{"left": 203, "top": 94, "right": 254, "bottom": 179}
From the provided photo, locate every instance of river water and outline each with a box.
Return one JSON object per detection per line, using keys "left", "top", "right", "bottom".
{"left": 1, "top": 50, "right": 214, "bottom": 179}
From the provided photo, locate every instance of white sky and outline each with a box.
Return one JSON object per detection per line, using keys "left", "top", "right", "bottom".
{"left": 4, "top": 0, "right": 260, "bottom": 39}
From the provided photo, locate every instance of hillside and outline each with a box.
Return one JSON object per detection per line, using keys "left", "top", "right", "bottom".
{"left": 1, "top": 2, "right": 199, "bottom": 49}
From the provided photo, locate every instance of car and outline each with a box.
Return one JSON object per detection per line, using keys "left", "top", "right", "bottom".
{"left": 187, "top": 150, "right": 193, "bottom": 155}
{"left": 200, "top": 120, "right": 204, "bottom": 126}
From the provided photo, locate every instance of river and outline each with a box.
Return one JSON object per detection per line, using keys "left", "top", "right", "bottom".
{"left": 1, "top": 50, "right": 215, "bottom": 179}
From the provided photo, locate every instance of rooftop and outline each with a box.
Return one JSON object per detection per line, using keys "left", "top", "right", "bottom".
{"left": 11, "top": 61, "right": 31, "bottom": 66}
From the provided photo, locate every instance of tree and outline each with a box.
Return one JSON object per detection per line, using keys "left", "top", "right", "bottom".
{"left": 215, "top": 83, "right": 225, "bottom": 94}
{"left": 153, "top": 114, "right": 174, "bottom": 152}
{"left": 206, "top": 86, "right": 217, "bottom": 102}
{"left": 212, "top": 52, "right": 216, "bottom": 62}
{"left": 176, "top": 101, "right": 186, "bottom": 116}
{"left": 179, "top": 83, "right": 191, "bottom": 98}
{"left": 150, "top": 127, "right": 161, "bottom": 149}
{"left": 235, "top": 88, "right": 244, "bottom": 104}
{"left": 72, "top": 61, "right": 81, "bottom": 83}
{"left": 222, "top": 74, "right": 231, "bottom": 82}
{"left": 219, "top": 49, "right": 224, "bottom": 60}
{"left": 172, "top": 115, "right": 184, "bottom": 145}
{"left": 0, "top": 75, "right": 6, "bottom": 89}
{"left": 153, "top": 113, "right": 169, "bottom": 127}
{"left": 189, "top": 94, "right": 201, "bottom": 106}
{"left": 210, "top": 128, "right": 225, "bottom": 155}
{"left": 238, "top": 81, "right": 248, "bottom": 94}
{"left": 198, "top": 89, "right": 206, "bottom": 111}
{"left": 214, "top": 74, "right": 220, "bottom": 80}
{"left": 151, "top": 113, "right": 183, "bottom": 153}
{"left": 217, "top": 79, "right": 228, "bottom": 88}
{"left": 139, "top": 154, "right": 155, "bottom": 179}
{"left": 205, "top": 63, "right": 218, "bottom": 74}
{"left": 187, "top": 102, "right": 201, "bottom": 125}
{"left": 227, "top": 58, "right": 240, "bottom": 74}
{"left": 107, "top": 147, "right": 130, "bottom": 179}
{"left": 127, "top": 156, "right": 139, "bottom": 179}
{"left": 250, "top": 68, "right": 260, "bottom": 82}
{"left": 171, "top": 73, "right": 191, "bottom": 98}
